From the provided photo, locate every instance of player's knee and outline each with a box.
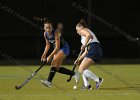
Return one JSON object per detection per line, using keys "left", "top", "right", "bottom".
{"left": 78, "top": 68, "right": 85, "bottom": 73}
{"left": 51, "top": 66, "right": 59, "bottom": 71}
{"left": 51, "top": 59, "right": 59, "bottom": 67}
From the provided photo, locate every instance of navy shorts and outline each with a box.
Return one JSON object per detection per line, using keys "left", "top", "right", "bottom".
{"left": 86, "top": 42, "right": 103, "bottom": 62}
{"left": 60, "top": 42, "right": 70, "bottom": 56}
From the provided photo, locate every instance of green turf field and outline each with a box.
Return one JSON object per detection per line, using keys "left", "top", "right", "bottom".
{"left": 0, "top": 64, "right": 140, "bottom": 100}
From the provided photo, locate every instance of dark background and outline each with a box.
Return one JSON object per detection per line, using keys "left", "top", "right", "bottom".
{"left": 0, "top": 0, "right": 140, "bottom": 63}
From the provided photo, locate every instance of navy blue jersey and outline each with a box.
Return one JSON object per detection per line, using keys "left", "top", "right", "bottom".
{"left": 45, "top": 30, "right": 65, "bottom": 48}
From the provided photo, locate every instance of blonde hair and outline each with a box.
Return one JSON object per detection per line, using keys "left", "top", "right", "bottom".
{"left": 77, "top": 19, "right": 88, "bottom": 28}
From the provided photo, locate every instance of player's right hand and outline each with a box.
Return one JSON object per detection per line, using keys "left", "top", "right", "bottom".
{"left": 74, "top": 59, "right": 80, "bottom": 65}
{"left": 81, "top": 45, "right": 86, "bottom": 50}
{"left": 41, "top": 54, "right": 46, "bottom": 61}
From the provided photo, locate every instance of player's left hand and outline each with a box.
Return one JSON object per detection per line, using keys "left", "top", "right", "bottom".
{"left": 47, "top": 56, "right": 52, "bottom": 62}
{"left": 81, "top": 45, "right": 86, "bottom": 50}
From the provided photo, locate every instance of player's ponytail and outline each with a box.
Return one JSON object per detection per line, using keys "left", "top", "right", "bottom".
{"left": 34, "top": 17, "right": 48, "bottom": 21}
{"left": 77, "top": 19, "right": 88, "bottom": 28}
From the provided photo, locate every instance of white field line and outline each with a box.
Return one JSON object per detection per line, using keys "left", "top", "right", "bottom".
{"left": 0, "top": 92, "right": 139, "bottom": 97}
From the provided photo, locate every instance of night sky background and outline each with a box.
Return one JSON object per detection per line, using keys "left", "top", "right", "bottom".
{"left": 0, "top": 0, "right": 140, "bottom": 61}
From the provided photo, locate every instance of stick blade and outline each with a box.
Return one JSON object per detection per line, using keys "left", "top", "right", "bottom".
{"left": 15, "top": 86, "right": 21, "bottom": 90}
{"left": 67, "top": 76, "right": 72, "bottom": 82}
{"left": 67, "top": 79, "right": 70, "bottom": 82}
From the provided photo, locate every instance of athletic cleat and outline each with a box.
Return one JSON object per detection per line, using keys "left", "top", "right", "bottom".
{"left": 87, "top": 85, "right": 92, "bottom": 90}
{"left": 41, "top": 80, "right": 52, "bottom": 88}
{"left": 95, "top": 77, "right": 103, "bottom": 89}
{"left": 81, "top": 84, "right": 86, "bottom": 90}
{"left": 81, "top": 84, "right": 92, "bottom": 90}
{"left": 73, "top": 72, "right": 79, "bottom": 83}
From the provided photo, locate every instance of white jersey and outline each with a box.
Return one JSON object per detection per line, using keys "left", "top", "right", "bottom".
{"left": 81, "top": 28, "right": 99, "bottom": 45}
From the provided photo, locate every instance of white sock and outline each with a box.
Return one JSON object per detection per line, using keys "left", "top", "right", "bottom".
{"left": 83, "top": 69, "right": 99, "bottom": 82}
{"left": 82, "top": 74, "right": 89, "bottom": 87}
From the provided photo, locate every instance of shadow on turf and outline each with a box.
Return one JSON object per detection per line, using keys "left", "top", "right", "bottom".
{"left": 135, "top": 84, "right": 140, "bottom": 85}
{"left": 100, "top": 86, "right": 140, "bottom": 90}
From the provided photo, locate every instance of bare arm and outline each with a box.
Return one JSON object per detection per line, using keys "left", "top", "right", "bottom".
{"left": 43, "top": 39, "right": 50, "bottom": 55}
{"left": 81, "top": 29, "right": 92, "bottom": 46}
{"left": 41, "top": 33, "right": 50, "bottom": 61}
{"left": 74, "top": 49, "right": 87, "bottom": 64}
{"left": 79, "top": 49, "right": 88, "bottom": 61}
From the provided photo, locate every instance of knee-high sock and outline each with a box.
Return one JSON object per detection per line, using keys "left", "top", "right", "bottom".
{"left": 57, "top": 67, "right": 75, "bottom": 76}
{"left": 82, "top": 74, "right": 89, "bottom": 87}
{"left": 83, "top": 69, "right": 99, "bottom": 82}
{"left": 47, "top": 67, "right": 57, "bottom": 82}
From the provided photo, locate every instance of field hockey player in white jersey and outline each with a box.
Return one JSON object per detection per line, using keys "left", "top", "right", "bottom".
{"left": 75, "top": 19, "right": 103, "bottom": 90}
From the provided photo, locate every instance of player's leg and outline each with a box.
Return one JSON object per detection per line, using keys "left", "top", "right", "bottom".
{"left": 41, "top": 66, "right": 57, "bottom": 88}
{"left": 55, "top": 50, "right": 79, "bottom": 83}
{"left": 41, "top": 51, "right": 65, "bottom": 87}
{"left": 52, "top": 50, "right": 75, "bottom": 75}
{"left": 41, "top": 50, "right": 78, "bottom": 87}
{"left": 79, "top": 57, "right": 103, "bottom": 89}
{"left": 79, "top": 58, "right": 99, "bottom": 81}
{"left": 81, "top": 74, "right": 92, "bottom": 90}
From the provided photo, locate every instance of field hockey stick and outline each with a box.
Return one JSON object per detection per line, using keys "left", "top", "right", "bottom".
{"left": 67, "top": 39, "right": 92, "bottom": 82}
{"left": 66, "top": 49, "right": 84, "bottom": 82}
{"left": 15, "top": 60, "right": 47, "bottom": 90}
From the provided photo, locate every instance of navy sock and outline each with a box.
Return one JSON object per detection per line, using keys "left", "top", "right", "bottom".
{"left": 57, "top": 67, "right": 75, "bottom": 76}
{"left": 47, "top": 67, "right": 57, "bottom": 82}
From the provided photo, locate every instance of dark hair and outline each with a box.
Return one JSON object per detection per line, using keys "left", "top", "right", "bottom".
{"left": 77, "top": 19, "right": 88, "bottom": 28}
{"left": 44, "top": 18, "right": 53, "bottom": 27}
